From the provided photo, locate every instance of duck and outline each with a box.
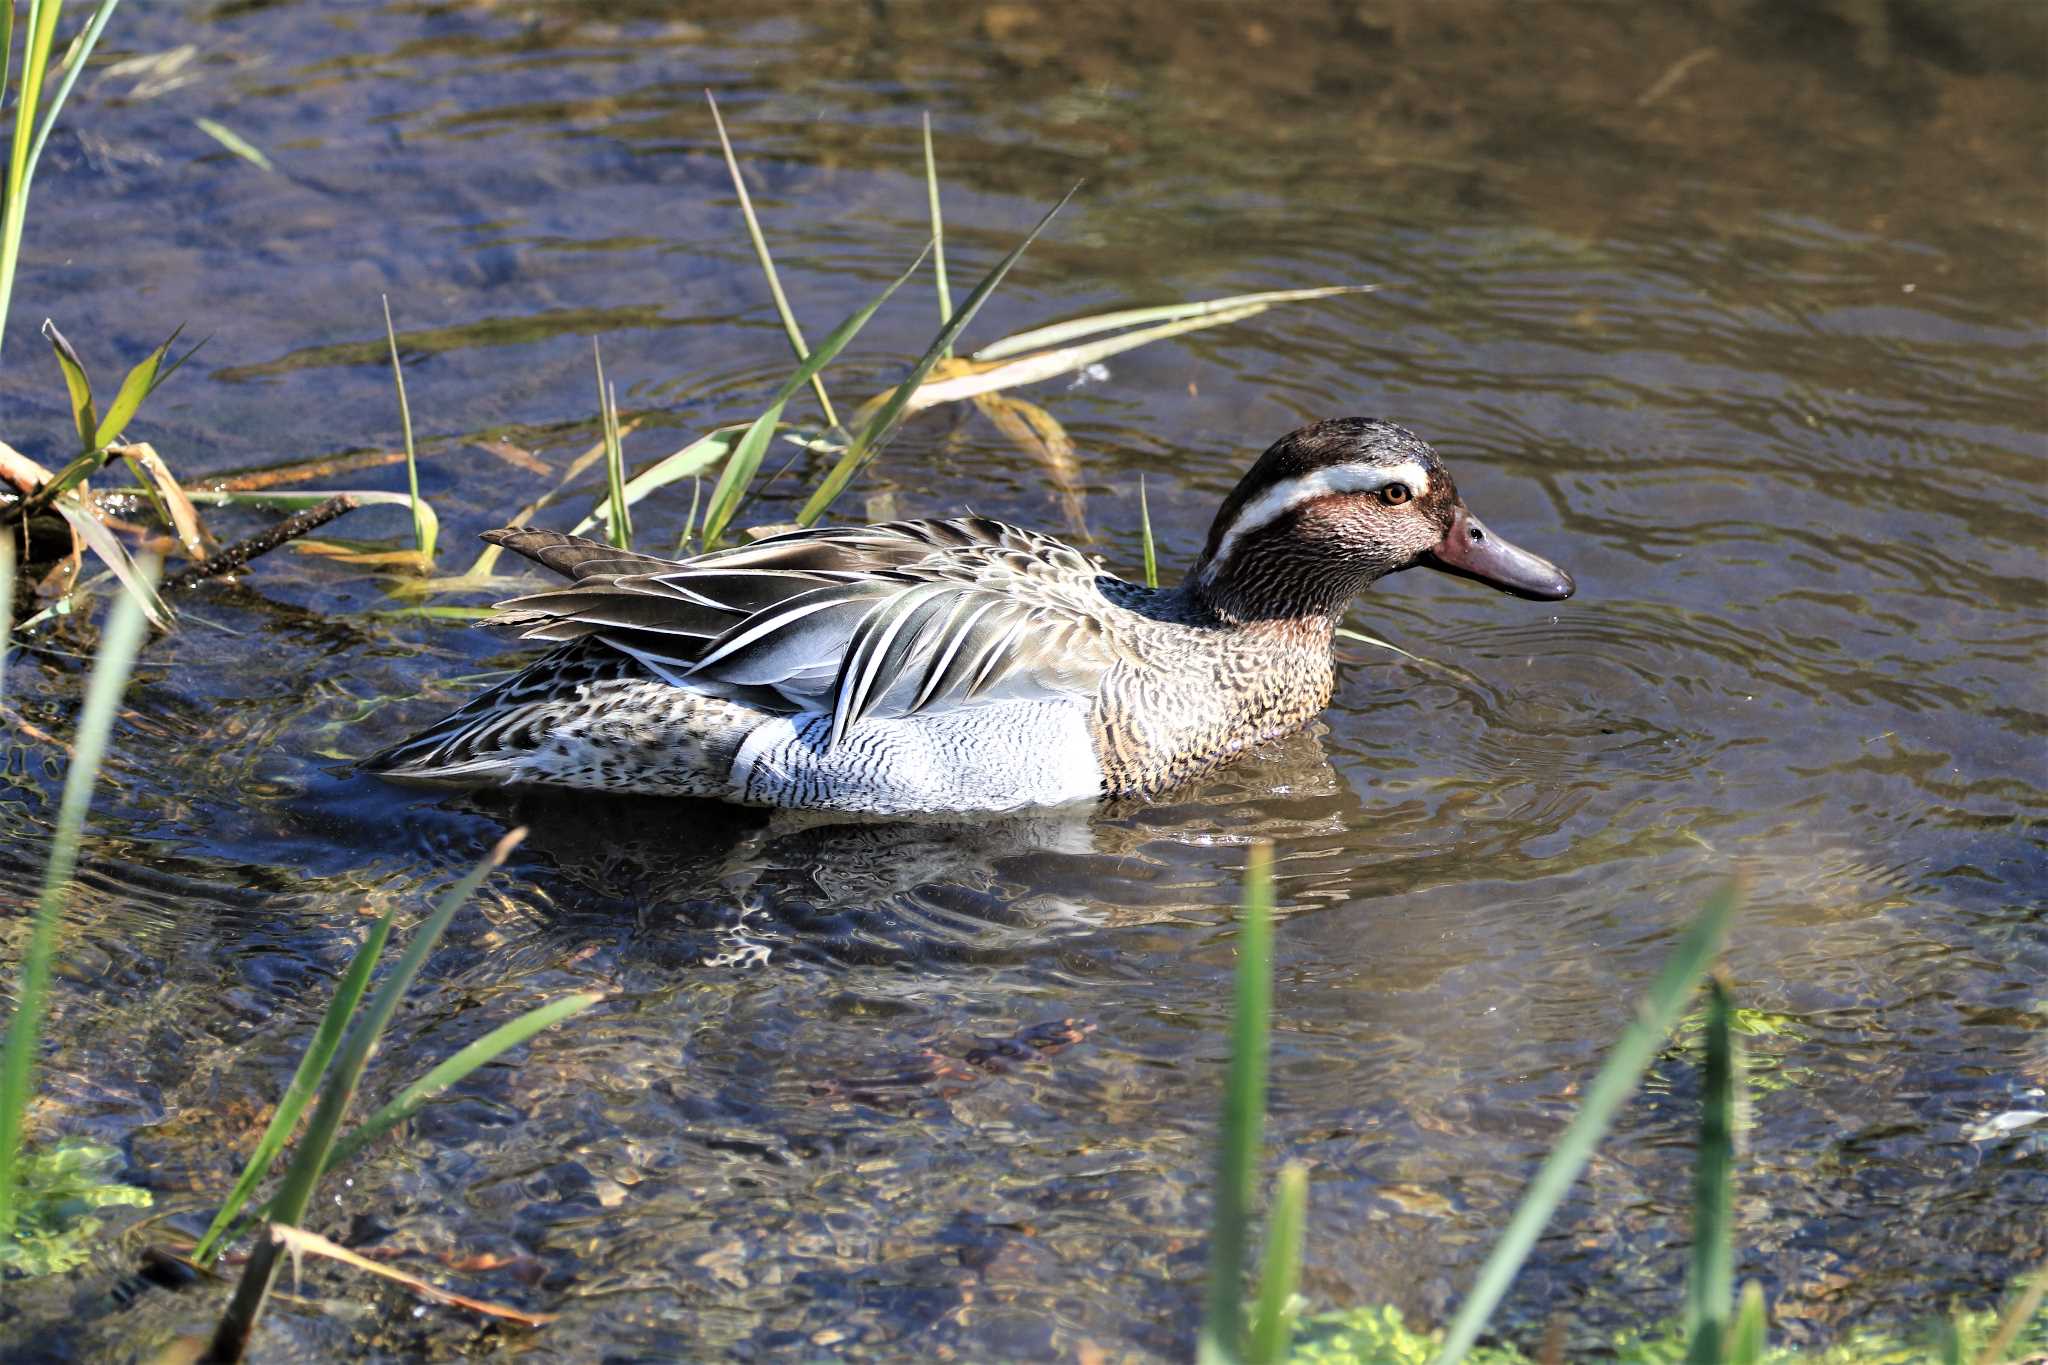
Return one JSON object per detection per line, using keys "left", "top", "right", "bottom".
{"left": 368, "top": 418, "right": 1573, "bottom": 814}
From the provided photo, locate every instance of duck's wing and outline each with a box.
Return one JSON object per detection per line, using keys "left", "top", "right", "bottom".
{"left": 482, "top": 520, "right": 1125, "bottom": 744}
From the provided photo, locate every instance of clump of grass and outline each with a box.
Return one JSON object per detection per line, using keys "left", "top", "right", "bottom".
{"left": 203, "top": 827, "right": 601, "bottom": 1358}
{"left": 0, "top": 558, "right": 156, "bottom": 1252}
{"left": 544, "top": 103, "right": 1369, "bottom": 563}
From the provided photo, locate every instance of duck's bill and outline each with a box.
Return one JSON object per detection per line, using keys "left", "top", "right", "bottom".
{"left": 1421, "top": 505, "right": 1575, "bottom": 601}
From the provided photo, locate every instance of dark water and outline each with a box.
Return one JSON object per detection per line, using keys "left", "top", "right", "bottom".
{"left": 1, "top": 1, "right": 2044, "bottom": 1359}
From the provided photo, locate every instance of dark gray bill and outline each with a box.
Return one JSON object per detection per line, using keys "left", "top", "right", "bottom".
{"left": 1421, "top": 504, "right": 1575, "bottom": 601}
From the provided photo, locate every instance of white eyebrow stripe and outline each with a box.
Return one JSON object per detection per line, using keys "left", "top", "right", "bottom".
{"left": 1202, "top": 461, "right": 1431, "bottom": 576}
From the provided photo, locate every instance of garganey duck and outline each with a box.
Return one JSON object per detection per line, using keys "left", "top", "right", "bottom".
{"left": 370, "top": 418, "right": 1573, "bottom": 813}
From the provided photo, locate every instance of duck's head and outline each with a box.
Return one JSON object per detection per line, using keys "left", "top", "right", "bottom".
{"left": 1190, "top": 417, "right": 1574, "bottom": 621}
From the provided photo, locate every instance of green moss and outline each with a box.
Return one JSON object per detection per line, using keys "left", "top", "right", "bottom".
{"left": 0, "top": 1139, "right": 150, "bottom": 1276}
{"left": 1286, "top": 1301, "right": 2048, "bottom": 1365}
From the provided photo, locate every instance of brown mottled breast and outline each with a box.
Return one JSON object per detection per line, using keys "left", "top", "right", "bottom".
{"left": 1086, "top": 612, "right": 1337, "bottom": 800}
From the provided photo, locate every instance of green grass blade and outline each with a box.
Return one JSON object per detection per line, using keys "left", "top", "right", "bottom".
{"left": 0, "top": 559, "right": 153, "bottom": 1239}
{"left": 1139, "top": 475, "right": 1158, "bottom": 589}
{"left": 0, "top": 0, "right": 117, "bottom": 362}
{"left": 591, "top": 341, "right": 631, "bottom": 550}
{"left": 22, "top": 0, "right": 122, "bottom": 187}
{"left": 797, "top": 186, "right": 1077, "bottom": 527}
{"left": 193, "top": 117, "right": 273, "bottom": 172}
{"left": 93, "top": 323, "right": 183, "bottom": 448}
{"left": 972, "top": 285, "right": 1376, "bottom": 362}
{"left": 1430, "top": 880, "right": 1740, "bottom": 1365}
{"left": 1727, "top": 1281, "right": 1768, "bottom": 1365}
{"left": 208, "top": 829, "right": 526, "bottom": 1358}
{"left": 319, "top": 991, "right": 603, "bottom": 1176}
{"left": 1684, "top": 976, "right": 1737, "bottom": 1363}
{"left": 39, "top": 318, "right": 96, "bottom": 448}
{"left": 922, "top": 112, "right": 952, "bottom": 351}
{"left": 1247, "top": 1161, "right": 1307, "bottom": 1365}
{"left": 1198, "top": 841, "right": 1275, "bottom": 1365}
{"left": 705, "top": 89, "right": 837, "bottom": 430}
{"left": 0, "top": 535, "right": 13, "bottom": 711}
{"left": 569, "top": 425, "right": 747, "bottom": 538}
{"left": 381, "top": 296, "right": 434, "bottom": 563}
{"left": 700, "top": 241, "right": 929, "bottom": 548}
{"left": 189, "top": 909, "right": 398, "bottom": 1266}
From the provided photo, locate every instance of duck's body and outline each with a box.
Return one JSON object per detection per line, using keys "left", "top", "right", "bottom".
{"left": 369, "top": 420, "right": 1574, "bottom": 813}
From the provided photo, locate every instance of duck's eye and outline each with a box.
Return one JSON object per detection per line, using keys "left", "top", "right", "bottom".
{"left": 1379, "top": 482, "right": 1411, "bottom": 506}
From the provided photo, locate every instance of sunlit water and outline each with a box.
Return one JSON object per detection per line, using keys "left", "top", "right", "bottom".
{"left": 0, "top": 2, "right": 2042, "bottom": 1359}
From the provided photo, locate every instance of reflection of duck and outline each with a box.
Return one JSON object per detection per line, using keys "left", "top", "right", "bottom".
{"left": 370, "top": 419, "right": 1571, "bottom": 813}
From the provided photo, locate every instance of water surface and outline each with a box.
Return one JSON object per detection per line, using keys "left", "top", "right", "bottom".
{"left": 1, "top": 1, "right": 2043, "bottom": 1359}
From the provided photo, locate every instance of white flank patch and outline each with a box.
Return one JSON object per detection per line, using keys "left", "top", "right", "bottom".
{"left": 729, "top": 700, "right": 1103, "bottom": 814}
{"left": 1203, "top": 460, "right": 1431, "bottom": 577}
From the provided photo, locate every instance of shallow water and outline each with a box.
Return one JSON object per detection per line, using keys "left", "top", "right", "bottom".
{"left": 1, "top": 1, "right": 2043, "bottom": 1359}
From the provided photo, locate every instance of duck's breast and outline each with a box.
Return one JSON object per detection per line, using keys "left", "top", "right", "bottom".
{"left": 728, "top": 698, "right": 1102, "bottom": 814}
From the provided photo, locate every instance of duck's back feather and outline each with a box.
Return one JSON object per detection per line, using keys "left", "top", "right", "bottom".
{"left": 476, "top": 520, "right": 1126, "bottom": 742}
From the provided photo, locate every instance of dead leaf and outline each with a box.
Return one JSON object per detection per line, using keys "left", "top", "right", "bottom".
{"left": 264, "top": 1224, "right": 557, "bottom": 1328}
{"left": 112, "top": 442, "right": 214, "bottom": 560}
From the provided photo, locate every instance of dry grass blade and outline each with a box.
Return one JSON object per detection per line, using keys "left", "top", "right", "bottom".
{"left": 53, "top": 498, "right": 171, "bottom": 628}
{"left": 896, "top": 302, "right": 1270, "bottom": 415}
{"left": 973, "top": 284, "right": 1377, "bottom": 361}
{"left": 113, "top": 442, "right": 212, "bottom": 559}
{"left": 705, "top": 89, "right": 837, "bottom": 430}
{"left": 264, "top": 1225, "right": 557, "bottom": 1328}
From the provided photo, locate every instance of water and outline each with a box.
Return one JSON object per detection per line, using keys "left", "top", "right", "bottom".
{"left": 1, "top": 1, "right": 2042, "bottom": 1358}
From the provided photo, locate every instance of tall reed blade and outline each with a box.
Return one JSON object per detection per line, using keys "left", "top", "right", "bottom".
{"left": 1429, "top": 881, "right": 1740, "bottom": 1365}
{"left": 1684, "top": 976, "right": 1737, "bottom": 1363}
{"left": 705, "top": 89, "right": 837, "bottom": 430}
{"left": 207, "top": 829, "right": 527, "bottom": 1361}
{"left": 1198, "top": 842, "right": 1276, "bottom": 1365}
{"left": 698, "top": 242, "right": 930, "bottom": 548}
{"left": 0, "top": 1, "right": 125, "bottom": 360}
{"left": 381, "top": 296, "right": 434, "bottom": 563}
{"left": 0, "top": 560, "right": 155, "bottom": 1240}
{"left": 0, "top": 535, "right": 13, "bottom": 711}
{"left": 922, "top": 112, "right": 952, "bottom": 350}
{"left": 797, "top": 185, "right": 1078, "bottom": 527}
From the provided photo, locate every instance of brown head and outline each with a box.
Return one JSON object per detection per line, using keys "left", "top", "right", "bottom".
{"left": 1189, "top": 418, "right": 1573, "bottom": 621}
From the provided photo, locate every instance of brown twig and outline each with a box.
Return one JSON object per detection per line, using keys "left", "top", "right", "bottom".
{"left": 161, "top": 496, "right": 358, "bottom": 592}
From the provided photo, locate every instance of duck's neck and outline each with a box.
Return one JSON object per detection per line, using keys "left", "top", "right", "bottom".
{"left": 1184, "top": 537, "right": 1376, "bottom": 631}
